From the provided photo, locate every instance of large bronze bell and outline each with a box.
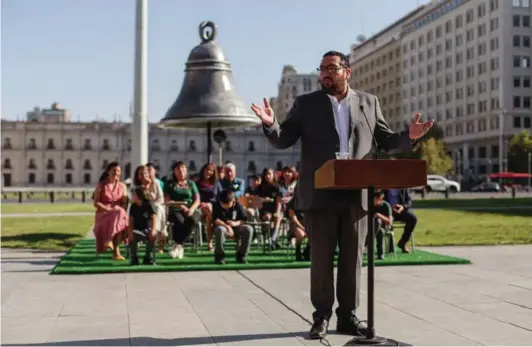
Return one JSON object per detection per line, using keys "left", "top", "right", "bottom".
{"left": 160, "top": 21, "right": 259, "bottom": 161}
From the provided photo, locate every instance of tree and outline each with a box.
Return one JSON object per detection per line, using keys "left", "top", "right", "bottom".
{"left": 508, "top": 130, "right": 532, "bottom": 173}
{"left": 419, "top": 138, "right": 454, "bottom": 175}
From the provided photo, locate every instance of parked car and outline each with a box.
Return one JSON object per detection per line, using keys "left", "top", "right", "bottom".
{"left": 471, "top": 182, "right": 501, "bottom": 192}
{"left": 413, "top": 175, "right": 461, "bottom": 193}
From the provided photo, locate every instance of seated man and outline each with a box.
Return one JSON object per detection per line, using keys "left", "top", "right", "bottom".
{"left": 212, "top": 189, "right": 254, "bottom": 265}
{"left": 374, "top": 190, "right": 393, "bottom": 260}
{"left": 384, "top": 188, "right": 417, "bottom": 253}
{"left": 214, "top": 163, "right": 245, "bottom": 199}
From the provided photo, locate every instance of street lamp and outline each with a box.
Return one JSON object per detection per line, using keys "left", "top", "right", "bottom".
{"left": 455, "top": 149, "right": 462, "bottom": 181}
{"left": 213, "top": 130, "right": 227, "bottom": 166}
{"left": 528, "top": 152, "right": 532, "bottom": 191}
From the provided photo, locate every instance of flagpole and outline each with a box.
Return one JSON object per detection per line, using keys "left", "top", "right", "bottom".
{"left": 131, "top": 0, "right": 148, "bottom": 174}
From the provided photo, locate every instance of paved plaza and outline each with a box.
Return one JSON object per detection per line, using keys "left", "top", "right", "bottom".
{"left": 1, "top": 245, "right": 532, "bottom": 346}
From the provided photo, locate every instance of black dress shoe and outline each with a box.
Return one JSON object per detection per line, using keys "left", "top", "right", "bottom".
{"left": 309, "top": 318, "right": 328, "bottom": 339}
{"left": 336, "top": 316, "right": 368, "bottom": 336}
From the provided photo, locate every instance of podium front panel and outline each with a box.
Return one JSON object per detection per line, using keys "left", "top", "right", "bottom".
{"left": 314, "top": 159, "right": 427, "bottom": 190}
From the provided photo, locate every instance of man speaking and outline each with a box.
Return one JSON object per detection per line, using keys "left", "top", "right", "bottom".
{"left": 251, "top": 51, "right": 433, "bottom": 339}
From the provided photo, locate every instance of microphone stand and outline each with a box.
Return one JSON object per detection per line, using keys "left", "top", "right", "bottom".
{"left": 345, "top": 106, "right": 409, "bottom": 346}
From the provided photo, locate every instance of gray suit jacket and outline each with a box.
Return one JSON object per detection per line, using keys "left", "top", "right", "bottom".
{"left": 263, "top": 89, "right": 414, "bottom": 212}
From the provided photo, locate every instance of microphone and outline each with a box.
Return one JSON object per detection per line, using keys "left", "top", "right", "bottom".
{"left": 359, "top": 104, "right": 379, "bottom": 160}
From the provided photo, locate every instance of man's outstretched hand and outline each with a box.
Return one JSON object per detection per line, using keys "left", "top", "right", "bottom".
{"left": 251, "top": 98, "right": 275, "bottom": 127}
{"left": 408, "top": 113, "right": 434, "bottom": 140}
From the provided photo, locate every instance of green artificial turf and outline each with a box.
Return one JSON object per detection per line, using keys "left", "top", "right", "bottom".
{"left": 51, "top": 238, "right": 471, "bottom": 274}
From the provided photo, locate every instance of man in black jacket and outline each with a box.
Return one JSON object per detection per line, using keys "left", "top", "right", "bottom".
{"left": 384, "top": 188, "right": 417, "bottom": 253}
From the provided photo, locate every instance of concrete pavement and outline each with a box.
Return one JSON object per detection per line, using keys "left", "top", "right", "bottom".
{"left": 1, "top": 245, "right": 532, "bottom": 346}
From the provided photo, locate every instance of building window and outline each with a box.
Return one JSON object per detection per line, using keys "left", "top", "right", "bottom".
{"left": 28, "top": 173, "right": 36, "bottom": 184}
{"left": 225, "top": 141, "right": 232, "bottom": 152}
{"left": 170, "top": 140, "right": 178, "bottom": 151}
{"left": 47, "top": 173, "right": 54, "bottom": 184}
{"left": 28, "top": 159, "right": 37, "bottom": 169}
{"left": 28, "top": 138, "right": 37, "bottom": 149}
{"left": 65, "top": 159, "right": 74, "bottom": 170}
{"left": 47, "top": 138, "right": 55, "bottom": 150}
{"left": 248, "top": 141, "right": 255, "bottom": 152}
{"left": 83, "top": 173, "right": 91, "bottom": 185}
{"left": 84, "top": 139, "right": 92, "bottom": 150}
{"left": 514, "top": 116, "right": 522, "bottom": 128}
{"left": 3, "top": 159, "right": 12, "bottom": 169}
{"left": 247, "top": 161, "right": 257, "bottom": 173}
{"left": 188, "top": 140, "right": 196, "bottom": 151}
{"left": 83, "top": 160, "right": 92, "bottom": 170}
{"left": 3, "top": 138, "right": 12, "bottom": 149}
{"left": 65, "top": 173, "right": 73, "bottom": 184}
{"left": 46, "top": 159, "right": 55, "bottom": 170}
{"left": 65, "top": 138, "right": 73, "bottom": 150}
{"left": 103, "top": 139, "right": 110, "bottom": 150}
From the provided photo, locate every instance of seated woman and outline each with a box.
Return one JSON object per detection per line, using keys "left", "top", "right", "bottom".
{"left": 131, "top": 165, "right": 166, "bottom": 253}
{"left": 164, "top": 161, "right": 201, "bottom": 259}
{"left": 286, "top": 194, "right": 309, "bottom": 261}
{"left": 255, "top": 168, "right": 283, "bottom": 250}
{"left": 128, "top": 185, "right": 156, "bottom": 266}
{"left": 195, "top": 162, "right": 218, "bottom": 251}
{"left": 93, "top": 162, "right": 129, "bottom": 260}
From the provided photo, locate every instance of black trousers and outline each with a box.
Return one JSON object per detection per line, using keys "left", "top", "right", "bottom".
{"left": 168, "top": 210, "right": 201, "bottom": 245}
{"left": 130, "top": 230, "right": 154, "bottom": 260}
{"left": 305, "top": 204, "right": 367, "bottom": 321}
{"left": 393, "top": 209, "right": 417, "bottom": 245}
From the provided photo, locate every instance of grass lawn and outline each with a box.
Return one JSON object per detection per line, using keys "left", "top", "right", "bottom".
{"left": 1, "top": 203, "right": 94, "bottom": 214}
{"left": 1, "top": 216, "right": 93, "bottom": 251}
{"left": 413, "top": 197, "right": 532, "bottom": 209}
{"left": 1, "top": 207, "right": 530, "bottom": 252}
{"left": 413, "top": 208, "right": 532, "bottom": 246}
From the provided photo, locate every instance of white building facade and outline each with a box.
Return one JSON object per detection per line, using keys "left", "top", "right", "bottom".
{"left": 272, "top": 65, "right": 321, "bottom": 123}
{"left": 400, "top": 0, "right": 532, "bottom": 177}
{"left": 1, "top": 117, "right": 301, "bottom": 187}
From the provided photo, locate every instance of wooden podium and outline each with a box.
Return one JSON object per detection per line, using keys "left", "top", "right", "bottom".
{"left": 315, "top": 159, "right": 427, "bottom": 190}
{"left": 315, "top": 159, "right": 427, "bottom": 346}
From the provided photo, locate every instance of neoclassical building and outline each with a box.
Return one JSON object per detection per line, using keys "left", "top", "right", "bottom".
{"left": 1, "top": 114, "right": 301, "bottom": 187}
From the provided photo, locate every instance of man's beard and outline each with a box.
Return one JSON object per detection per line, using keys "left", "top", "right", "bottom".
{"left": 320, "top": 80, "right": 346, "bottom": 96}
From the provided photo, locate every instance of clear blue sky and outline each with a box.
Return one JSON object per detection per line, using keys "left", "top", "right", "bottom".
{"left": 1, "top": 0, "right": 427, "bottom": 123}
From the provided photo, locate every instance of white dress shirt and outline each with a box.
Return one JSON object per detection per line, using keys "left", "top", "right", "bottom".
{"left": 327, "top": 93, "right": 351, "bottom": 154}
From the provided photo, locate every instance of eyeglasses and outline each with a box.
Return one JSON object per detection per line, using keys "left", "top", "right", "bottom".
{"left": 317, "top": 65, "right": 345, "bottom": 74}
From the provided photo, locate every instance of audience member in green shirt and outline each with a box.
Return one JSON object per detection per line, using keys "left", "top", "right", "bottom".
{"left": 374, "top": 190, "right": 393, "bottom": 260}
{"left": 164, "top": 161, "right": 201, "bottom": 259}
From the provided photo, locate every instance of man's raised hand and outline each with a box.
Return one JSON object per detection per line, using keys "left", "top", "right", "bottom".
{"left": 251, "top": 98, "right": 275, "bottom": 126}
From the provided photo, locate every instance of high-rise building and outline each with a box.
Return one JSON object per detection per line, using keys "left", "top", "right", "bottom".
{"left": 399, "top": 0, "right": 531, "bottom": 177}
{"left": 273, "top": 65, "right": 321, "bottom": 123}
{"left": 349, "top": 6, "right": 426, "bottom": 132}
